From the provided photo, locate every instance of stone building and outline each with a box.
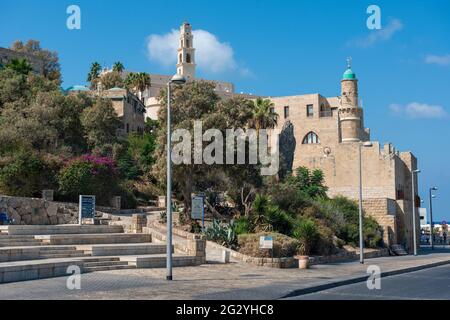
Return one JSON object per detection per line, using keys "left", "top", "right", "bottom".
{"left": 0, "top": 47, "right": 45, "bottom": 74}
{"left": 66, "top": 86, "right": 146, "bottom": 137}
{"left": 268, "top": 60, "right": 420, "bottom": 251}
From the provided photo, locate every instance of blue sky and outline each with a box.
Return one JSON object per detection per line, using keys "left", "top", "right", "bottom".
{"left": 1, "top": 0, "right": 449, "bottom": 221}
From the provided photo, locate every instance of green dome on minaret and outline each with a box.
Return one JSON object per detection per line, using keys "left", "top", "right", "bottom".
{"left": 342, "top": 57, "right": 356, "bottom": 80}
{"left": 343, "top": 68, "right": 356, "bottom": 80}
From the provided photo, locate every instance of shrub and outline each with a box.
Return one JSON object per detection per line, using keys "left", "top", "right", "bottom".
{"left": 58, "top": 154, "right": 118, "bottom": 205}
{"left": 0, "top": 150, "right": 57, "bottom": 197}
{"left": 265, "top": 206, "right": 294, "bottom": 235}
{"left": 292, "top": 218, "right": 319, "bottom": 255}
{"left": 116, "top": 184, "right": 138, "bottom": 209}
{"left": 237, "top": 232, "right": 299, "bottom": 258}
{"left": 235, "top": 216, "right": 253, "bottom": 235}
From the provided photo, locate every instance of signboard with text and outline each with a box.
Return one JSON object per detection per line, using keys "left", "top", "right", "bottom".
{"left": 259, "top": 236, "right": 274, "bottom": 249}
{"left": 79, "top": 195, "right": 96, "bottom": 221}
{"left": 191, "top": 196, "right": 204, "bottom": 220}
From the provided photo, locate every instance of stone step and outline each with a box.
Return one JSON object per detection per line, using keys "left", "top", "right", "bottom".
{"left": 40, "top": 253, "right": 89, "bottom": 259}
{"left": 0, "top": 235, "right": 37, "bottom": 239}
{"left": 0, "top": 241, "right": 43, "bottom": 247}
{"left": 39, "top": 246, "right": 78, "bottom": 252}
{"left": 35, "top": 233, "right": 152, "bottom": 245}
{"left": 0, "top": 238, "right": 40, "bottom": 243}
{"left": 83, "top": 260, "right": 129, "bottom": 267}
{"left": 39, "top": 249, "right": 81, "bottom": 255}
{"left": 391, "top": 244, "right": 408, "bottom": 256}
{"left": 120, "top": 254, "right": 204, "bottom": 268}
{"left": 79, "top": 243, "right": 169, "bottom": 256}
{"left": 82, "top": 265, "right": 135, "bottom": 273}
{"left": 3, "top": 225, "right": 124, "bottom": 235}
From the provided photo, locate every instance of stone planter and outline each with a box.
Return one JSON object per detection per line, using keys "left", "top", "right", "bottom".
{"left": 295, "top": 255, "right": 310, "bottom": 269}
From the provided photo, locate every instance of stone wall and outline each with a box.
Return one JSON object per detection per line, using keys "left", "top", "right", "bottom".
{"left": 0, "top": 196, "right": 78, "bottom": 225}
{"left": 362, "top": 198, "right": 397, "bottom": 246}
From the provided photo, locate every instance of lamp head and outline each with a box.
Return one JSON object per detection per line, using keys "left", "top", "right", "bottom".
{"left": 170, "top": 74, "right": 187, "bottom": 85}
{"left": 431, "top": 187, "right": 438, "bottom": 191}
{"left": 413, "top": 169, "right": 421, "bottom": 173}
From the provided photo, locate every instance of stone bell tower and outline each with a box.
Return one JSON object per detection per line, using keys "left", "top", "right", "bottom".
{"left": 176, "top": 22, "right": 196, "bottom": 80}
{"left": 339, "top": 57, "right": 363, "bottom": 143}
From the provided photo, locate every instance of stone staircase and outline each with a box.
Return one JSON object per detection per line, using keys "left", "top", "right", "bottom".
{"left": 0, "top": 222, "right": 206, "bottom": 284}
{"left": 390, "top": 244, "right": 408, "bottom": 256}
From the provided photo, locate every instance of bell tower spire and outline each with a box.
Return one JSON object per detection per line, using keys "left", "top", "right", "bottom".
{"left": 177, "top": 22, "right": 196, "bottom": 80}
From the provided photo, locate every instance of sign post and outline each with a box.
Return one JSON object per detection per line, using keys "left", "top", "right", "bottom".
{"left": 79, "top": 195, "right": 96, "bottom": 225}
{"left": 259, "top": 235, "right": 274, "bottom": 262}
{"left": 191, "top": 194, "right": 205, "bottom": 231}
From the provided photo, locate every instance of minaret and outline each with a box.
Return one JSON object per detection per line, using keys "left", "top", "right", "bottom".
{"left": 339, "top": 57, "right": 363, "bottom": 143}
{"left": 176, "top": 22, "right": 196, "bottom": 80}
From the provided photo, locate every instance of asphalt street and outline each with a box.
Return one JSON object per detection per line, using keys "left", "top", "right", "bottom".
{"left": 288, "top": 264, "right": 450, "bottom": 300}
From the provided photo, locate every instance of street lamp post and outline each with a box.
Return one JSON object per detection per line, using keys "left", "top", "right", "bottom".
{"left": 166, "top": 74, "right": 186, "bottom": 281}
{"left": 358, "top": 141, "right": 373, "bottom": 264}
{"left": 411, "top": 170, "right": 420, "bottom": 256}
{"left": 429, "top": 187, "right": 438, "bottom": 251}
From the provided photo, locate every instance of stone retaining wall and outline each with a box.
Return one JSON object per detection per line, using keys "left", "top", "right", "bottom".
{"left": 0, "top": 195, "right": 119, "bottom": 225}
{"left": 0, "top": 195, "right": 78, "bottom": 225}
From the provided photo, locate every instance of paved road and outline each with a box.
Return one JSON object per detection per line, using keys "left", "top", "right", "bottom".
{"left": 288, "top": 264, "right": 450, "bottom": 300}
{"left": 0, "top": 249, "right": 449, "bottom": 300}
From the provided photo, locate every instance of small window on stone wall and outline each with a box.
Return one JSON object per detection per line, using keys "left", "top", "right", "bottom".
{"left": 302, "top": 132, "right": 320, "bottom": 144}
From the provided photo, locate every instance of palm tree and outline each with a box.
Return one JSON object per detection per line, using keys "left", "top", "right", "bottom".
{"left": 112, "top": 61, "right": 124, "bottom": 73}
{"left": 249, "top": 97, "right": 278, "bottom": 136}
{"left": 87, "top": 62, "right": 101, "bottom": 83}
{"left": 135, "top": 72, "right": 151, "bottom": 99}
{"left": 5, "top": 58, "right": 33, "bottom": 75}
{"left": 124, "top": 72, "right": 137, "bottom": 90}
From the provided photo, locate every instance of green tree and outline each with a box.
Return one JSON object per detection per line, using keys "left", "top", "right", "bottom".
{"left": 286, "top": 167, "right": 328, "bottom": 199}
{"left": 112, "top": 61, "right": 124, "bottom": 73}
{"left": 249, "top": 97, "right": 278, "bottom": 135}
{"left": 10, "top": 40, "right": 61, "bottom": 81}
{"left": 87, "top": 62, "right": 101, "bottom": 84}
{"left": 100, "top": 71, "right": 124, "bottom": 90}
{"left": 5, "top": 58, "right": 33, "bottom": 75}
{"left": 81, "top": 98, "right": 121, "bottom": 152}
{"left": 124, "top": 72, "right": 137, "bottom": 91}
{"left": 153, "top": 81, "right": 262, "bottom": 221}
{"left": 0, "top": 149, "right": 58, "bottom": 197}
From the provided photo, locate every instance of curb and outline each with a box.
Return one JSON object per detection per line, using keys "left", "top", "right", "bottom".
{"left": 280, "top": 259, "right": 450, "bottom": 299}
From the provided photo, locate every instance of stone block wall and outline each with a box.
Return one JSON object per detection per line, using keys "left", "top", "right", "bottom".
{"left": 0, "top": 195, "right": 78, "bottom": 225}
{"left": 362, "top": 198, "right": 397, "bottom": 246}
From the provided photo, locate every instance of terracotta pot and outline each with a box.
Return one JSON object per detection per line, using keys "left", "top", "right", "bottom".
{"left": 295, "top": 255, "right": 310, "bottom": 269}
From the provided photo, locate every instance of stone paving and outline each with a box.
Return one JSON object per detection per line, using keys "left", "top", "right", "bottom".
{"left": 0, "top": 248, "right": 449, "bottom": 300}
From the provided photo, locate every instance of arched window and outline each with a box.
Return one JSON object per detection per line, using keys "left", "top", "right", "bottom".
{"left": 302, "top": 132, "right": 320, "bottom": 144}
{"left": 186, "top": 39, "right": 190, "bottom": 48}
{"left": 186, "top": 53, "right": 191, "bottom": 63}
{"left": 179, "top": 53, "right": 182, "bottom": 63}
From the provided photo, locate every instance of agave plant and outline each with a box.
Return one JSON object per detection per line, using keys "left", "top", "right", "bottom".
{"left": 204, "top": 219, "right": 238, "bottom": 249}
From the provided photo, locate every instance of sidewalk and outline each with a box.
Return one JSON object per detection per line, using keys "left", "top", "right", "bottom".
{"left": 0, "top": 247, "right": 449, "bottom": 299}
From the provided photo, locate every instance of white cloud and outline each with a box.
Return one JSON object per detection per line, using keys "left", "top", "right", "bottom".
{"left": 389, "top": 102, "right": 447, "bottom": 119}
{"left": 146, "top": 28, "right": 250, "bottom": 76}
{"left": 349, "top": 19, "right": 403, "bottom": 48}
{"left": 425, "top": 54, "right": 450, "bottom": 66}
